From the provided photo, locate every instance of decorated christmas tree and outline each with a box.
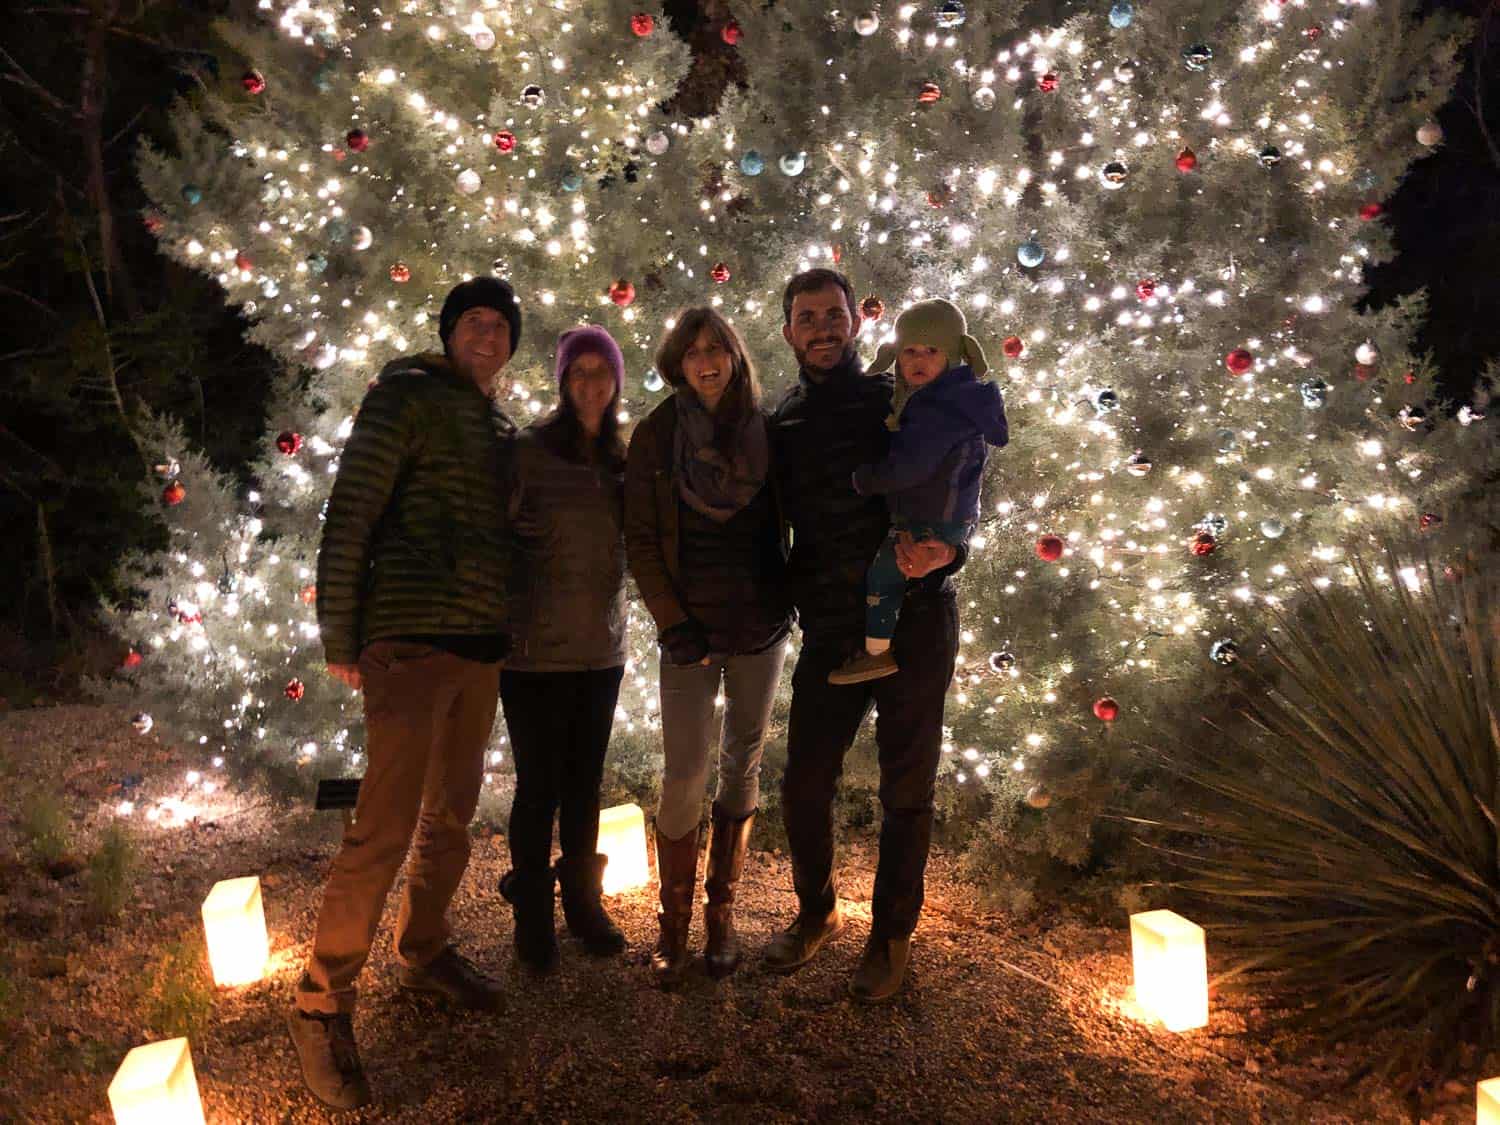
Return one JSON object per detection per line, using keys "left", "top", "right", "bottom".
{"left": 115, "top": 0, "right": 1486, "bottom": 898}
{"left": 117, "top": 0, "right": 690, "bottom": 793}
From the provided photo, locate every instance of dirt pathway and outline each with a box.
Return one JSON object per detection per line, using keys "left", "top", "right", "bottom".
{"left": 0, "top": 706, "right": 1436, "bottom": 1122}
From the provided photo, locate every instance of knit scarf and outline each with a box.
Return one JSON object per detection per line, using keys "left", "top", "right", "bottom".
{"left": 673, "top": 388, "right": 768, "bottom": 523}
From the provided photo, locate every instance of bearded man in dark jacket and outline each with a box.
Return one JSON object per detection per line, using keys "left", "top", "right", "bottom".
{"left": 288, "top": 277, "right": 520, "bottom": 1111}
{"left": 764, "top": 269, "right": 965, "bottom": 1003}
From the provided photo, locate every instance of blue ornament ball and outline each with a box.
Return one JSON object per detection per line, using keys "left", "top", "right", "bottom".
{"left": 561, "top": 170, "right": 583, "bottom": 192}
{"left": 1182, "top": 43, "right": 1213, "bottom": 72}
{"left": 643, "top": 368, "right": 665, "bottom": 393}
{"left": 934, "top": 1, "right": 966, "bottom": 30}
{"left": 181, "top": 184, "right": 203, "bottom": 206}
{"left": 306, "top": 252, "right": 328, "bottom": 274}
{"left": 326, "top": 219, "right": 350, "bottom": 244}
{"left": 740, "top": 150, "right": 766, "bottom": 176}
{"left": 1260, "top": 518, "right": 1285, "bottom": 539}
{"left": 1298, "top": 378, "right": 1329, "bottom": 409}
{"left": 1109, "top": 1, "right": 1134, "bottom": 29}
{"left": 1017, "top": 240, "right": 1045, "bottom": 268}
{"left": 1214, "top": 427, "right": 1238, "bottom": 452}
{"left": 1093, "top": 388, "right": 1120, "bottom": 413}
{"left": 778, "top": 151, "right": 806, "bottom": 177}
{"left": 1209, "top": 638, "right": 1239, "bottom": 666}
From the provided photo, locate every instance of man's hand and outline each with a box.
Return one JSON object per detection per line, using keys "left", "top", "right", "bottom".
{"left": 327, "top": 662, "right": 363, "bottom": 691}
{"left": 894, "top": 532, "right": 957, "bottom": 579}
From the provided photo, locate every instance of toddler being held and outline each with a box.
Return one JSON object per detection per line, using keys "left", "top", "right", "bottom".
{"left": 829, "top": 298, "right": 1008, "bottom": 685}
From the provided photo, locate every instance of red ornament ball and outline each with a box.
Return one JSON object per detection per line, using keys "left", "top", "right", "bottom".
{"left": 1190, "top": 530, "right": 1218, "bottom": 557}
{"left": 917, "top": 82, "right": 942, "bottom": 105}
{"left": 1175, "top": 146, "right": 1198, "bottom": 173}
{"left": 1038, "top": 72, "right": 1058, "bottom": 93}
{"left": 162, "top": 481, "right": 186, "bottom": 506}
{"left": 1359, "top": 201, "right": 1384, "bottom": 221}
{"left": 285, "top": 678, "right": 306, "bottom": 702}
{"left": 860, "top": 296, "right": 885, "bottom": 321}
{"left": 389, "top": 262, "right": 411, "bottom": 283}
{"left": 234, "top": 252, "right": 254, "bottom": 272}
{"left": 926, "top": 183, "right": 953, "bottom": 208}
{"left": 1225, "top": 347, "right": 1254, "bottom": 376}
{"left": 345, "top": 128, "right": 370, "bottom": 153}
{"left": 1135, "top": 279, "right": 1156, "bottom": 301}
{"left": 276, "top": 430, "right": 303, "bottom": 455}
{"left": 122, "top": 650, "right": 143, "bottom": 669}
{"left": 144, "top": 212, "right": 165, "bottom": 234}
{"left": 710, "top": 262, "right": 732, "bottom": 284}
{"left": 242, "top": 70, "right": 266, "bottom": 95}
{"left": 1353, "top": 363, "right": 1376, "bottom": 382}
{"left": 494, "top": 130, "right": 517, "bottom": 154}
{"left": 609, "top": 278, "right": 636, "bottom": 307}
{"left": 1403, "top": 371, "right": 1417, "bottom": 385}
{"left": 1002, "top": 335, "right": 1024, "bottom": 359}
{"left": 1035, "top": 535, "right": 1065, "bottom": 562}
{"left": 720, "top": 18, "right": 742, "bottom": 45}
{"left": 1305, "top": 24, "right": 1322, "bottom": 40}
{"left": 1419, "top": 512, "right": 1443, "bottom": 531}
{"left": 1093, "top": 697, "right": 1120, "bottom": 722}
{"left": 300, "top": 584, "right": 318, "bottom": 606}
{"left": 630, "top": 12, "right": 655, "bottom": 36}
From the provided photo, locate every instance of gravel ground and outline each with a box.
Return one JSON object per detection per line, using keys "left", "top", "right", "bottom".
{"left": 0, "top": 705, "right": 1468, "bottom": 1123}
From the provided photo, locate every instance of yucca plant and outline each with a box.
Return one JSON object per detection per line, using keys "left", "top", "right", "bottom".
{"left": 1143, "top": 539, "right": 1499, "bottom": 1093}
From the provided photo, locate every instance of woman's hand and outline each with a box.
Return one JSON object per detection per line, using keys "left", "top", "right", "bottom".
{"left": 894, "top": 532, "right": 956, "bottom": 579}
{"left": 659, "top": 619, "right": 712, "bottom": 666}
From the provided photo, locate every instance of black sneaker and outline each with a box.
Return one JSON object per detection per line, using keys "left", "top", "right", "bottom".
{"left": 397, "top": 946, "right": 504, "bottom": 1010}
{"left": 287, "top": 1008, "right": 372, "bottom": 1111}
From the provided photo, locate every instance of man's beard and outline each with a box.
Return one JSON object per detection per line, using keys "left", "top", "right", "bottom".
{"left": 796, "top": 339, "right": 855, "bottom": 374}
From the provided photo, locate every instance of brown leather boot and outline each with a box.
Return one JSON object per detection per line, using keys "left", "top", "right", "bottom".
{"left": 703, "top": 803, "right": 755, "bottom": 979}
{"left": 849, "top": 933, "right": 912, "bottom": 1003}
{"left": 651, "top": 824, "right": 699, "bottom": 988}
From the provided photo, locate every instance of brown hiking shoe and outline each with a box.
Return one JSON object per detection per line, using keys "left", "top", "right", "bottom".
{"left": 849, "top": 934, "right": 912, "bottom": 1003}
{"left": 764, "top": 905, "right": 844, "bottom": 973}
{"left": 828, "top": 649, "right": 899, "bottom": 685}
{"left": 397, "top": 946, "right": 503, "bottom": 1011}
{"left": 287, "top": 1008, "right": 372, "bottom": 1111}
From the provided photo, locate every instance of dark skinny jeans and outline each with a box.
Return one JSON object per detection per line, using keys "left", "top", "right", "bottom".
{"left": 500, "top": 667, "right": 625, "bottom": 874}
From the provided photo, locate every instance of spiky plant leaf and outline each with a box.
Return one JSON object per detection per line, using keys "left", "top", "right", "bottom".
{"left": 1140, "top": 540, "right": 1499, "bottom": 1092}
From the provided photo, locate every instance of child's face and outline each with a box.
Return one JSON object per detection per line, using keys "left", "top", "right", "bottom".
{"left": 898, "top": 345, "right": 948, "bottom": 387}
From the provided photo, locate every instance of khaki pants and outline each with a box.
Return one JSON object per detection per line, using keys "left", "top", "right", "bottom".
{"left": 296, "top": 641, "right": 500, "bottom": 1015}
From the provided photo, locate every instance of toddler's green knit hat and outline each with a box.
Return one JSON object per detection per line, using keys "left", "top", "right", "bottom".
{"left": 870, "top": 298, "right": 988, "bottom": 378}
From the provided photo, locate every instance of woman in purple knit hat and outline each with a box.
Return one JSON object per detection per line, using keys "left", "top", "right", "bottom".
{"left": 498, "top": 325, "right": 631, "bottom": 974}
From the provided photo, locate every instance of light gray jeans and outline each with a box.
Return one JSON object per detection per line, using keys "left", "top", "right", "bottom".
{"left": 656, "top": 642, "right": 788, "bottom": 840}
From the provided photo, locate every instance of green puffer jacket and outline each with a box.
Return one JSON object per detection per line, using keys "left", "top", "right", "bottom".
{"left": 316, "top": 353, "right": 517, "bottom": 666}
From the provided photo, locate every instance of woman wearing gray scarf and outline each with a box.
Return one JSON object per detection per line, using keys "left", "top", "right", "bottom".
{"left": 624, "top": 307, "right": 791, "bottom": 987}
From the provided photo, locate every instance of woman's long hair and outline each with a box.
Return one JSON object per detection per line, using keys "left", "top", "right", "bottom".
{"left": 655, "top": 307, "right": 761, "bottom": 459}
{"left": 536, "top": 367, "right": 626, "bottom": 472}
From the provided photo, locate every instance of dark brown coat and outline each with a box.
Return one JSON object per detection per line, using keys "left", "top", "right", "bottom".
{"left": 624, "top": 395, "right": 790, "bottom": 652}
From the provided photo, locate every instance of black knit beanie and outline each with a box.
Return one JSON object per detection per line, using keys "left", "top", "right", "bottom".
{"left": 439, "top": 277, "right": 522, "bottom": 354}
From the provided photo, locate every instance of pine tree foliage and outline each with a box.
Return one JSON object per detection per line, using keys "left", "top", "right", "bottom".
{"left": 112, "top": 0, "right": 1490, "bottom": 894}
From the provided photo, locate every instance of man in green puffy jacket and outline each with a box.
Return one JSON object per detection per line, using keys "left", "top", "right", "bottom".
{"left": 288, "top": 277, "right": 520, "bottom": 1111}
